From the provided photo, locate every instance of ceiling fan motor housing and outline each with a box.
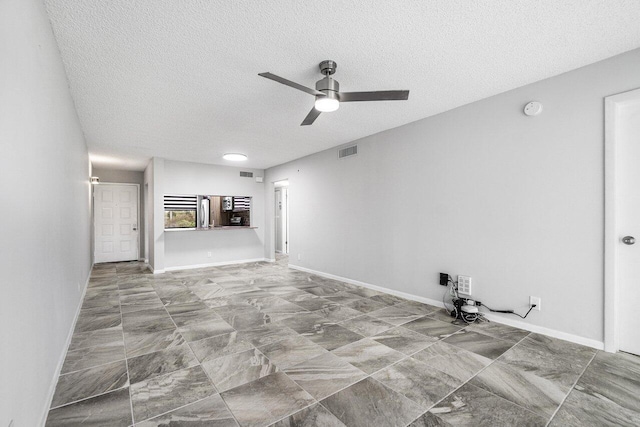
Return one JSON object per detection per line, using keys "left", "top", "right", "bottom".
{"left": 316, "top": 76, "right": 339, "bottom": 94}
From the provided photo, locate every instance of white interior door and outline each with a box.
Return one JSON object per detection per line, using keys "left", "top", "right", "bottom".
{"left": 617, "top": 99, "right": 640, "bottom": 356}
{"left": 275, "top": 188, "right": 283, "bottom": 253}
{"left": 283, "top": 187, "right": 289, "bottom": 254}
{"left": 94, "top": 184, "right": 139, "bottom": 263}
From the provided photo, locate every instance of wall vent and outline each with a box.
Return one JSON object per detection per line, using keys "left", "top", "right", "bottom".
{"left": 338, "top": 145, "right": 358, "bottom": 159}
{"left": 240, "top": 171, "right": 253, "bottom": 178}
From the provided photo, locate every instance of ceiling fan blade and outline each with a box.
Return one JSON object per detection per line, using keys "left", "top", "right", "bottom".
{"left": 301, "top": 107, "right": 321, "bottom": 126}
{"left": 258, "top": 72, "right": 325, "bottom": 97}
{"left": 339, "top": 90, "right": 410, "bottom": 102}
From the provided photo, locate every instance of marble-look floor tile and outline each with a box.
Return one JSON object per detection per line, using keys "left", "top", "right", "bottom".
{"left": 124, "top": 327, "right": 185, "bottom": 358}
{"left": 130, "top": 365, "right": 216, "bottom": 422}
{"left": 170, "top": 307, "right": 222, "bottom": 327}
{"left": 343, "top": 286, "right": 383, "bottom": 298}
{"left": 412, "top": 383, "right": 546, "bottom": 427}
{"left": 311, "top": 304, "right": 362, "bottom": 322}
{"left": 189, "top": 331, "right": 254, "bottom": 363}
{"left": 331, "top": 338, "right": 405, "bottom": 374}
{"left": 81, "top": 294, "right": 120, "bottom": 310}
{"left": 369, "top": 293, "right": 406, "bottom": 306}
{"left": 164, "top": 300, "right": 209, "bottom": 315}
{"left": 221, "top": 371, "right": 315, "bottom": 427}
{"left": 259, "top": 335, "right": 328, "bottom": 369}
{"left": 345, "top": 298, "right": 387, "bottom": 313}
{"left": 403, "top": 316, "right": 464, "bottom": 339}
{"left": 158, "top": 288, "right": 201, "bottom": 306}
{"left": 46, "top": 388, "right": 132, "bottom": 427}
{"left": 300, "top": 323, "right": 364, "bottom": 351}
{"left": 201, "top": 348, "right": 277, "bottom": 392}
{"left": 499, "top": 333, "right": 596, "bottom": 389}
{"left": 395, "top": 301, "right": 439, "bottom": 315}
{"left": 251, "top": 296, "right": 310, "bottom": 321}
{"left": 464, "top": 321, "right": 530, "bottom": 344}
{"left": 269, "top": 403, "right": 345, "bottom": 427}
{"left": 320, "top": 377, "right": 423, "bottom": 427}
{"left": 220, "top": 309, "right": 273, "bottom": 330}
{"left": 443, "top": 329, "right": 514, "bottom": 360}
{"left": 575, "top": 350, "right": 640, "bottom": 414}
{"left": 373, "top": 357, "right": 461, "bottom": 409}
{"left": 178, "top": 318, "right": 235, "bottom": 342}
{"left": 122, "top": 307, "right": 175, "bottom": 333}
{"left": 367, "top": 305, "right": 424, "bottom": 326}
{"left": 371, "top": 326, "right": 438, "bottom": 355}
{"left": 339, "top": 314, "right": 394, "bottom": 337}
{"left": 136, "top": 394, "right": 238, "bottom": 427}
{"left": 67, "top": 326, "right": 123, "bottom": 352}
{"left": 276, "top": 312, "right": 333, "bottom": 333}
{"left": 119, "top": 291, "right": 164, "bottom": 314}
{"left": 74, "top": 306, "right": 122, "bottom": 333}
{"left": 412, "top": 341, "right": 491, "bottom": 382}
{"left": 127, "top": 344, "right": 199, "bottom": 384}
{"left": 280, "top": 292, "right": 334, "bottom": 312}
{"left": 425, "top": 308, "right": 459, "bottom": 323}
{"left": 470, "top": 360, "right": 568, "bottom": 418}
{"left": 549, "top": 386, "right": 640, "bottom": 427}
{"left": 51, "top": 360, "right": 128, "bottom": 408}
{"left": 237, "top": 323, "right": 298, "bottom": 347}
{"left": 323, "top": 291, "right": 364, "bottom": 305}
{"left": 61, "top": 341, "right": 125, "bottom": 374}
{"left": 284, "top": 352, "right": 366, "bottom": 400}
{"left": 304, "top": 285, "right": 343, "bottom": 297}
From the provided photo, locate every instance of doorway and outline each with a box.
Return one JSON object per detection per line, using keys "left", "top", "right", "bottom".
{"left": 604, "top": 87, "right": 640, "bottom": 355}
{"left": 94, "top": 183, "right": 140, "bottom": 263}
{"left": 274, "top": 180, "right": 289, "bottom": 256}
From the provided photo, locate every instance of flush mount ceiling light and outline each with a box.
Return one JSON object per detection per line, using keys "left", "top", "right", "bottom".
{"left": 259, "top": 60, "right": 409, "bottom": 126}
{"left": 223, "top": 153, "right": 248, "bottom": 161}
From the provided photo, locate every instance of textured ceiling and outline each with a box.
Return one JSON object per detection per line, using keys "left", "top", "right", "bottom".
{"left": 45, "top": 0, "right": 640, "bottom": 170}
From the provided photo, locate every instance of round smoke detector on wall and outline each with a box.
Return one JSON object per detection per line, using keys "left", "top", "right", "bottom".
{"left": 524, "top": 101, "right": 543, "bottom": 116}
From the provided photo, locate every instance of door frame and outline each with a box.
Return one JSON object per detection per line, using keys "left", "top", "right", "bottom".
{"left": 603, "top": 88, "right": 640, "bottom": 352}
{"left": 93, "top": 182, "right": 141, "bottom": 262}
{"left": 273, "top": 179, "right": 289, "bottom": 257}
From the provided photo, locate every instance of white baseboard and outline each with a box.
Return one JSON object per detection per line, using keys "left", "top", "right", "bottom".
{"left": 40, "top": 263, "right": 93, "bottom": 426}
{"left": 164, "top": 258, "right": 270, "bottom": 272}
{"left": 145, "top": 263, "right": 165, "bottom": 274}
{"left": 288, "top": 264, "right": 604, "bottom": 351}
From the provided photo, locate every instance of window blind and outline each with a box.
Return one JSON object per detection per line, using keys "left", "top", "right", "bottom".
{"left": 164, "top": 194, "right": 197, "bottom": 211}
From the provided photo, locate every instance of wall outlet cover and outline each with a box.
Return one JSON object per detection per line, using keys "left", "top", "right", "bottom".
{"left": 439, "top": 273, "right": 449, "bottom": 286}
{"left": 457, "top": 275, "right": 472, "bottom": 295}
{"left": 530, "top": 296, "right": 541, "bottom": 311}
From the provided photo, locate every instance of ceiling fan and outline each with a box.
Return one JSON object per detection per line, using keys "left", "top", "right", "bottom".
{"left": 259, "top": 60, "right": 410, "bottom": 126}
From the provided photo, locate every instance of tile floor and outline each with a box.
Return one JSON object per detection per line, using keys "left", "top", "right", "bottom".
{"left": 45, "top": 257, "right": 640, "bottom": 426}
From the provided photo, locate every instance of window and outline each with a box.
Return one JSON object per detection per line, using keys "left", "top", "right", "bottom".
{"left": 164, "top": 195, "right": 197, "bottom": 229}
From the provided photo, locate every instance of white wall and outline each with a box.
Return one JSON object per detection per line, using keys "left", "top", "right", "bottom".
{"left": 265, "top": 48, "right": 640, "bottom": 345}
{"left": 0, "top": 0, "right": 92, "bottom": 425}
{"left": 92, "top": 167, "right": 146, "bottom": 259}
{"left": 148, "top": 159, "right": 265, "bottom": 270}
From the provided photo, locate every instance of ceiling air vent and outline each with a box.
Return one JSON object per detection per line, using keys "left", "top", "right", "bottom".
{"left": 239, "top": 171, "right": 253, "bottom": 178}
{"left": 338, "top": 145, "right": 357, "bottom": 159}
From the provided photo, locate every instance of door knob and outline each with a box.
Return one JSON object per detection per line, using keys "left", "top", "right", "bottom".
{"left": 622, "top": 236, "right": 635, "bottom": 245}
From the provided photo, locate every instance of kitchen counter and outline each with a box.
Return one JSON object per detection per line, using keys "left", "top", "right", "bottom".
{"left": 164, "top": 226, "right": 257, "bottom": 232}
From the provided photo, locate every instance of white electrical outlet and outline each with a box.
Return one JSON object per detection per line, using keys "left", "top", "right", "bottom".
{"left": 207, "top": 252, "right": 212, "bottom": 258}
{"left": 457, "top": 275, "right": 472, "bottom": 295}
{"left": 530, "top": 296, "right": 541, "bottom": 311}
{"left": 297, "top": 253, "right": 301, "bottom": 261}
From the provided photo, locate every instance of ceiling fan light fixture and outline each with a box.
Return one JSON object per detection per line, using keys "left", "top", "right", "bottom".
{"left": 315, "top": 95, "right": 339, "bottom": 112}
{"left": 223, "top": 153, "right": 248, "bottom": 161}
